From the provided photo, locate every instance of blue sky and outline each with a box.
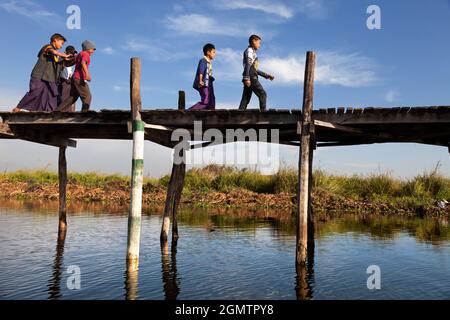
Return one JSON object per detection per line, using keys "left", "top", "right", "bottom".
{"left": 0, "top": 0, "right": 449, "bottom": 177}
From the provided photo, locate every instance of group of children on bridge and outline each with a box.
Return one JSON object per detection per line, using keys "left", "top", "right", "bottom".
{"left": 13, "top": 33, "right": 95, "bottom": 113}
{"left": 12, "top": 34, "right": 274, "bottom": 113}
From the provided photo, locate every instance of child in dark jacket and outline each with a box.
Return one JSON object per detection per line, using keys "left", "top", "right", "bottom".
{"left": 13, "top": 33, "right": 72, "bottom": 112}
{"left": 239, "top": 35, "right": 274, "bottom": 111}
{"left": 190, "top": 43, "right": 216, "bottom": 110}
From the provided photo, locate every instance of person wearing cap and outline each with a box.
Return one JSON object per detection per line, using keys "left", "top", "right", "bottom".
{"left": 57, "top": 45, "right": 78, "bottom": 111}
{"left": 57, "top": 40, "right": 96, "bottom": 112}
{"left": 13, "top": 33, "right": 72, "bottom": 112}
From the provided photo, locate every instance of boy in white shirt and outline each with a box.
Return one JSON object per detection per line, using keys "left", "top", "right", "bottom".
{"left": 58, "top": 46, "right": 77, "bottom": 111}
{"left": 239, "top": 35, "right": 274, "bottom": 111}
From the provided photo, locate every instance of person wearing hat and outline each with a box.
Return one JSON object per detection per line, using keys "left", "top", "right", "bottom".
{"left": 57, "top": 45, "right": 78, "bottom": 111}
{"left": 57, "top": 40, "right": 96, "bottom": 112}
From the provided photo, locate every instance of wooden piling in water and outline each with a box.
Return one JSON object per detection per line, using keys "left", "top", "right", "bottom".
{"left": 160, "top": 91, "right": 187, "bottom": 243}
{"left": 296, "top": 51, "right": 316, "bottom": 267}
{"left": 126, "top": 57, "right": 144, "bottom": 270}
{"left": 308, "top": 125, "right": 316, "bottom": 255}
{"left": 58, "top": 146, "right": 67, "bottom": 240}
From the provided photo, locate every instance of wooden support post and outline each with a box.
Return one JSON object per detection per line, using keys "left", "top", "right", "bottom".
{"left": 127, "top": 57, "right": 144, "bottom": 271}
{"left": 171, "top": 148, "right": 185, "bottom": 243}
{"left": 307, "top": 136, "right": 315, "bottom": 260}
{"left": 178, "top": 90, "right": 186, "bottom": 110}
{"left": 296, "top": 51, "right": 316, "bottom": 267}
{"left": 58, "top": 146, "right": 67, "bottom": 241}
{"left": 160, "top": 91, "right": 187, "bottom": 243}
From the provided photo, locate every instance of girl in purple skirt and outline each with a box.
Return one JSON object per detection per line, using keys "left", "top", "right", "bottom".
{"left": 13, "top": 33, "right": 72, "bottom": 112}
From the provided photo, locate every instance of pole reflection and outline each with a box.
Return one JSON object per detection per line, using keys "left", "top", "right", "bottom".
{"left": 47, "top": 227, "right": 67, "bottom": 300}
{"left": 124, "top": 265, "right": 139, "bottom": 300}
{"left": 161, "top": 240, "right": 180, "bottom": 300}
{"left": 295, "top": 242, "right": 314, "bottom": 300}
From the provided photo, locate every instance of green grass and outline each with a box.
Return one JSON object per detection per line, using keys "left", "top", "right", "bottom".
{"left": 1, "top": 165, "right": 449, "bottom": 202}
{"left": 0, "top": 170, "right": 59, "bottom": 185}
{"left": 0, "top": 170, "right": 159, "bottom": 189}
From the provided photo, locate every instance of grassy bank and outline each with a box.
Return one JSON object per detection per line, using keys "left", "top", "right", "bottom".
{"left": 0, "top": 165, "right": 449, "bottom": 216}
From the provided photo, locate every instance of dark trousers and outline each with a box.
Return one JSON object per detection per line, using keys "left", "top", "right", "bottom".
{"left": 239, "top": 78, "right": 267, "bottom": 111}
{"left": 57, "top": 78, "right": 91, "bottom": 112}
{"left": 58, "top": 78, "right": 75, "bottom": 112}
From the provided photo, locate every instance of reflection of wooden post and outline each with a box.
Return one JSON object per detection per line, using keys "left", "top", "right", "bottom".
{"left": 295, "top": 262, "right": 313, "bottom": 300}
{"left": 296, "top": 51, "right": 315, "bottom": 267}
{"left": 58, "top": 146, "right": 67, "bottom": 240}
{"left": 48, "top": 230, "right": 66, "bottom": 299}
{"left": 160, "top": 91, "right": 187, "bottom": 243}
{"left": 127, "top": 57, "right": 144, "bottom": 270}
{"left": 124, "top": 268, "right": 139, "bottom": 300}
{"left": 161, "top": 240, "right": 180, "bottom": 300}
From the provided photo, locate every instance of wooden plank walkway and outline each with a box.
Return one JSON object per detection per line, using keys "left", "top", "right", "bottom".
{"left": 1, "top": 106, "right": 449, "bottom": 150}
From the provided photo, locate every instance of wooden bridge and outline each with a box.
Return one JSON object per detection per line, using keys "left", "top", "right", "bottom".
{"left": 1, "top": 53, "right": 449, "bottom": 277}
{"left": 1, "top": 106, "right": 449, "bottom": 149}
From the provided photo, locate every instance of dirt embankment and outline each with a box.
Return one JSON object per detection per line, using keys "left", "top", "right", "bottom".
{"left": 0, "top": 180, "right": 447, "bottom": 217}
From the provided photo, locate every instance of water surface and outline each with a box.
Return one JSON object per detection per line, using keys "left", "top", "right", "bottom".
{"left": 0, "top": 200, "right": 449, "bottom": 300}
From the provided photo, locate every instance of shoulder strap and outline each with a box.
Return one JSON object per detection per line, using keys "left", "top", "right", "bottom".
{"left": 37, "top": 44, "right": 52, "bottom": 58}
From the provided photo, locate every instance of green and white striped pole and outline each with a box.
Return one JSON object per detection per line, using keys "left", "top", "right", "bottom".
{"left": 127, "top": 57, "right": 143, "bottom": 270}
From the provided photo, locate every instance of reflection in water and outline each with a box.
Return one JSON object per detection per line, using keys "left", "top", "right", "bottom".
{"left": 47, "top": 228, "right": 67, "bottom": 300}
{"left": 295, "top": 244, "right": 315, "bottom": 300}
{"left": 1, "top": 199, "right": 449, "bottom": 300}
{"left": 124, "top": 265, "right": 139, "bottom": 300}
{"left": 161, "top": 240, "right": 180, "bottom": 300}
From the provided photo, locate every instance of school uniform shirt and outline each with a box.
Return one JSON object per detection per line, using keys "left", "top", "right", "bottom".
{"left": 61, "top": 65, "right": 75, "bottom": 80}
{"left": 242, "top": 46, "right": 269, "bottom": 82}
{"left": 193, "top": 56, "right": 214, "bottom": 89}
{"left": 73, "top": 51, "right": 91, "bottom": 80}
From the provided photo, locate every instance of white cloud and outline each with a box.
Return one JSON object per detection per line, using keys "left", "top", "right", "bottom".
{"left": 102, "top": 47, "right": 116, "bottom": 55}
{"left": 214, "top": 0, "right": 327, "bottom": 20}
{"left": 216, "top": 0, "right": 294, "bottom": 19}
{"left": 215, "top": 101, "right": 259, "bottom": 110}
{"left": 266, "top": 51, "right": 378, "bottom": 87}
{"left": 112, "top": 84, "right": 177, "bottom": 96}
{"left": 112, "top": 85, "right": 124, "bottom": 92}
{"left": 214, "top": 48, "right": 243, "bottom": 81}
{"left": 122, "top": 38, "right": 189, "bottom": 61}
{"left": 214, "top": 48, "right": 379, "bottom": 87}
{"left": 0, "top": 0, "right": 57, "bottom": 21}
{"left": 165, "top": 14, "right": 261, "bottom": 37}
{"left": 297, "top": 0, "right": 327, "bottom": 19}
{"left": 384, "top": 90, "right": 399, "bottom": 102}
{"left": 166, "top": 14, "right": 238, "bottom": 36}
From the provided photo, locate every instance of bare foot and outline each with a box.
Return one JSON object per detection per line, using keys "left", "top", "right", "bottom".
{"left": 12, "top": 107, "right": 21, "bottom": 113}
